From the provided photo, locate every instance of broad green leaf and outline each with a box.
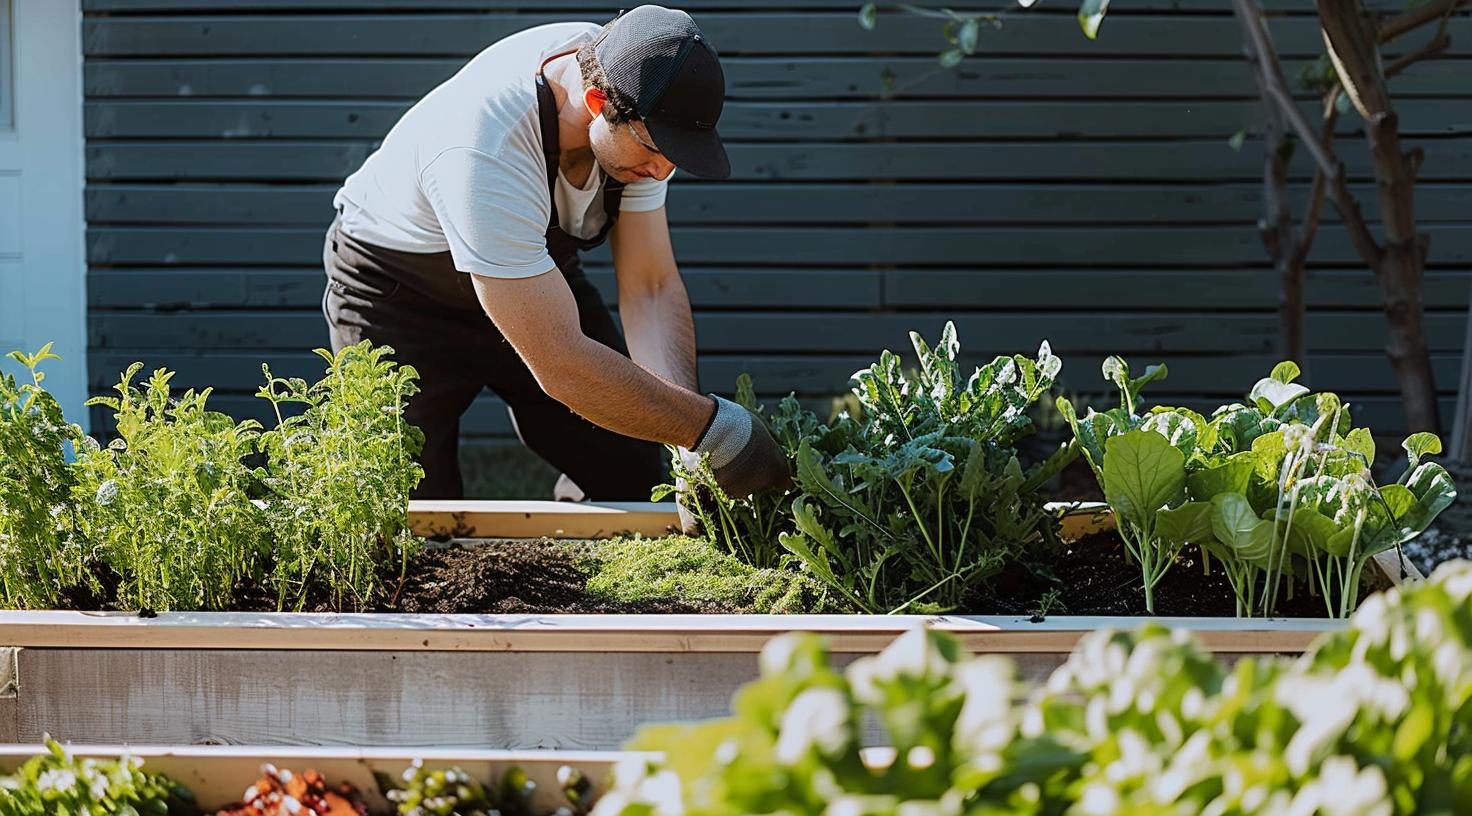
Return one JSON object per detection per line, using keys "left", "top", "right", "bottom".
{"left": 1249, "top": 431, "right": 1288, "bottom": 483}
{"left": 1211, "top": 492, "right": 1274, "bottom": 564}
{"left": 1343, "top": 427, "right": 1376, "bottom": 465}
{"left": 939, "top": 48, "right": 965, "bottom": 67}
{"left": 858, "top": 2, "right": 878, "bottom": 30}
{"left": 1325, "top": 524, "right": 1360, "bottom": 557}
{"left": 1157, "top": 501, "right": 1213, "bottom": 545}
{"left": 1378, "top": 483, "right": 1416, "bottom": 520}
{"left": 1102, "top": 430, "right": 1186, "bottom": 525}
{"left": 1402, "top": 431, "right": 1443, "bottom": 473}
{"left": 1392, "top": 462, "right": 1458, "bottom": 540}
{"left": 1269, "top": 505, "right": 1339, "bottom": 556}
{"left": 1186, "top": 451, "right": 1256, "bottom": 502}
{"left": 1142, "top": 409, "right": 1198, "bottom": 461}
{"left": 1078, "top": 0, "right": 1112, "bottom": 38}
{"left": 1270, "top": 360, "right": 1302, "bottom": 384}
{"left": 959, "top": 17, "right": 980, "bottom": 53}
{"left": 1249, "top": 377, "right": 1310, "bottom": 412}
{"left": 1213, "top": 404, "right": 1277, "bottom": 451}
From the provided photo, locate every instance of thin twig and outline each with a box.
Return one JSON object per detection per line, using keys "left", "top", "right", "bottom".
{"left": 1377, "top": 0, "right": 1468, "bottom": 44}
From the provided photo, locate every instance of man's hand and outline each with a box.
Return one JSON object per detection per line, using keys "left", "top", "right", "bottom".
{"left": 689, "top": 396, "right": 792, "bottom": 498}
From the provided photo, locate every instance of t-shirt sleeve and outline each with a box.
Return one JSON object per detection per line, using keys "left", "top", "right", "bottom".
{"left": 418, "top": 145, "right": 559, "bottom": 279}
{"left": 618, "top": 168, "right": 673, "bottom": 213}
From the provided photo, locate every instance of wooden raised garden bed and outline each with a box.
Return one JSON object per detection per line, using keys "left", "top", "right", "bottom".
{"left": 0, "top": 500, "right": 1419, "bottom": 749}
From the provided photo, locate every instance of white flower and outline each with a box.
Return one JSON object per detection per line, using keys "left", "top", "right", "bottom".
{"left": 36, "top": 769, "right": 77, "bottom": 794}
{"left": 759, "top": 632, "right": 805, "bottom": 676}
{"left": 848, "top": 626, "right": 951, "bottom": 704}
{"left": 1283, "top": 757, "right": 1391, "bottom": 816}
{"left": 775, "top": 687, "right": 852, "bottom": 764}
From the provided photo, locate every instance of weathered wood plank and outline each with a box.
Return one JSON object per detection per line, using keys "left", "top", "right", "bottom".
{"left": 83, "top": 56, "right": 1472, "bottom": 100}
{"left": 85, "top": 267, "right": 882, "bottom": 309}
{"left": 81, "top": 98, "right": 1472, "bottom": 140}
{"left": 76, "top": 0, "right": 1415, "bottom": 10}
{"left": 881, "top": 269, "right": 1472, "bottom": 308}
{"left": 85, "top": 310, "right": 1470, "bottom": 354}
{"left": 82, "top": 182, "right": 1472, "bottom": 226}
{"left": 86, "top": 139, "right": 1472, "bottom": 182}
{"left": 84, "top": 224, "right": 1472, "bottom": 266}
{"left": 82, "top": 14, "right": 1470, "bottom": 58}
{"left": 85, "top": 348, "right": 1467, "bottom": 398}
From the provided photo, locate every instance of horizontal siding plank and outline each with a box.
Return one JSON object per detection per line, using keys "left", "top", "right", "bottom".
{"left": 85, "top": 267, "right": 1472, "bottom": 311}
{"left": 76, "top": 0, "right": 1418, "bottom": 10}
{"left": 883, "top": 269, "right": 1472, "bottom": 309}
{"left": 85, "top": 349, "right": 1466, "bottom": 398}
{"left": 85, "top": 139, "right": 1472, "bottom": 182}
{"left": 86, "top": 267, "right": 881, "bottom": 309}
{"left": 84, "top": 224, "right": 1472, "bottom": 267}
{"left": 82, "top": 99, "right": 1472, "bottom": 141}
{"left": 84, "top": 14, "right": 1470, "bottom": 58}
{"left": 83, "top": 183, "right": 1472, "bottom": 226}
{"left": 83, "top": 56, "right": 1472, "bottom": 100}
{"left": 85, "top": 310, "right": 1470, "bottom": 354}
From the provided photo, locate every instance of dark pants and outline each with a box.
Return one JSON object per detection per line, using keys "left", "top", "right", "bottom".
{"left": 321, "top": 212, "right": 668, "bottom": 500}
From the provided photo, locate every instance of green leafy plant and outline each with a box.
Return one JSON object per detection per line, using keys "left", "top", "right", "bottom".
{"left": 781, "top": 325, "right": 1072, "bottom": 613}
{"left": 596, "top": 559, "right": 1472, "bottom": 816}
{"left": 0, "top": 737, "right": 197, "bottom": 815}
{"left": 380, "top": 759, "right": 593, "bottom": 816}
{"left": 0, "top": 346, "right": 91, "bottom": 609}
{"left": 74, "top": 364, "right": 268, "bottom": 612}
{"left": 256, "top": 342, "right": 425, "bottom": 611}
{"left": 1060, "top": 358, "right": 1457, "bottom": 617}
{"left": 655, "top": 374, "right": 817, "bottom": 569}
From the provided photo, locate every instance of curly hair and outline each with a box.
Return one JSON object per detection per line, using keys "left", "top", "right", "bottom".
{"left": 576, "top": 25, "right": 640, "bottom": 125}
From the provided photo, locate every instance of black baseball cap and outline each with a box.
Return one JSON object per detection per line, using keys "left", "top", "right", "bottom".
{"left": 593, "top": 5, "right": 731, "bottom": 180}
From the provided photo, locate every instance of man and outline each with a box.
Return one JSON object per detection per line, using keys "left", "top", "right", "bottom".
{"left": 322, "top": 5, "right": 789, "bottom": 504}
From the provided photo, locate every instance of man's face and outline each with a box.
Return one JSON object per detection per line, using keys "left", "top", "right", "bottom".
{"left": 588, "top": 113, "right": 677, "bottom": 184}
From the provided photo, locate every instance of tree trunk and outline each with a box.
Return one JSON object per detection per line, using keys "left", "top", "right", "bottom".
{"left": 1451, "top": 278, "right": 1472, "bottom": 463}
{"left": 1317, "top": 0, "right": 1442, "bottom": 433}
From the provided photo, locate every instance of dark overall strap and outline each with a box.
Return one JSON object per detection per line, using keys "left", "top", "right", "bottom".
{"left": 535, "top": 71, "right": 624, "bottom": 251}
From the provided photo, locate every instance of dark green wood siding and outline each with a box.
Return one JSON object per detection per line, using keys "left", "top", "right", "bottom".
{"left": 82, "top": 0, "right": 1472, "bottom": 439}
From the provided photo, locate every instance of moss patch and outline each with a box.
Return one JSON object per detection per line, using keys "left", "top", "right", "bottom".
{"left": 578, "top": 535, "right": 840, "bottom": 614}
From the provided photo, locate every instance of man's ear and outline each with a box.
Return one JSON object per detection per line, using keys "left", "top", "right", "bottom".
{"left": 584, "top": 86, "right": 607, "bottom": 118}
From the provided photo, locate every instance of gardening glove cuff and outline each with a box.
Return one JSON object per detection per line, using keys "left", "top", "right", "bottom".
{"left": 692, "top": 395, "right": 792, "bottom": 499}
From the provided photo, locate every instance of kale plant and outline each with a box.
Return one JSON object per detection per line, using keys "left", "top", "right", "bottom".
{"left": 256, "top": 342, "right": 425, "bottom": 611}
{"left": 74, "top": 364, "right": 268, "bottom": 612}
{"left": 0, "top": 737, "right": 198, "bottom": 815}
{"left": 0, "top": 346, "right": 91, "bottom": 609}
{"left": 780, "top": 323, "right": 1073, "bottom": 613}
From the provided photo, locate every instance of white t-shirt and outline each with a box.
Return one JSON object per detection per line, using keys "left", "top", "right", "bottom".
{"left": 332, "top": 22, "right": 670, "bottom": 279}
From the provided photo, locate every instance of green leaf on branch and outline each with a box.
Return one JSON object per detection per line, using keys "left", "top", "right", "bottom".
{"left": 858, "top": 2, "right": 878, "bottom": 30}
{"left": 939, "top": 48, "right": 965, "bottom": 67}
{"left": 1078, "top": 0, "right": 1111, "bottom": 39}
{"left": 1270, "top": 361, "right": 1302, "bottom": 384}
{"left": 1402, "top": 432, "right": 1442, "bottom": 474}
{"left": 959, "top": 18, "right": 980, "bottom": 53}
{"left": 1158, "top": 501, "right": 1213, "bottom": 546}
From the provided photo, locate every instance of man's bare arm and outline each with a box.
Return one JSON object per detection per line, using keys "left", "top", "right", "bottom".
{"left": 608, "top": 207, "right": 699, "bottom": 392}
{"left": 470, "top": 268, "right": 714, "bottom": 447}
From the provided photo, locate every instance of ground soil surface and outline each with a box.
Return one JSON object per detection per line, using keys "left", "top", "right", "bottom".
{"left": 970, "top": 531, "right": 1338, "bottom": 618}
{"left": 60, "top": 532, "right": 1349, "bottom": 617}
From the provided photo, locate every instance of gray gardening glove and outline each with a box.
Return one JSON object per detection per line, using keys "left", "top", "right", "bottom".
{"left": 676, "top": 396, "right": 791, "bottom": 536}
{"left": 692, "top": 395, "right": 792, "bottom": 499}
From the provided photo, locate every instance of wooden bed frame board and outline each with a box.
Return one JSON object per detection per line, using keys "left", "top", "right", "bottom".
{"left": 0, "top": 744, "right": 632, "bottom": 812}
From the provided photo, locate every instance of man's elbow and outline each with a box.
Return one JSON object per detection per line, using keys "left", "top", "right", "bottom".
{"left": 527, "top": 339, "right": 592, "bottom": 408}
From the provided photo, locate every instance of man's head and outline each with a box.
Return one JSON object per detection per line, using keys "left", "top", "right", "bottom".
{"left": 575, "top": 5, "right": 730, "bottom": 183}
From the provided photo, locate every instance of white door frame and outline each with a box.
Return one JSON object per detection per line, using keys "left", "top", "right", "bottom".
{"left": 0, "top": 0, "right": 87, "bottom": 430}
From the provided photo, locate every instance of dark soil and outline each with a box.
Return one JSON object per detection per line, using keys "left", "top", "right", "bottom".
{"left": 55, "top": 532, "right": 1342, "bottom": 618}
{"left": 967, "top": 531, "right": 1336, "bottom": 618}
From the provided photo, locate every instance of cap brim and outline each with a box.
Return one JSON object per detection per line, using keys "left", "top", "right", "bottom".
{"left": 646, "top": 120, "right": 731, "bottom": 180}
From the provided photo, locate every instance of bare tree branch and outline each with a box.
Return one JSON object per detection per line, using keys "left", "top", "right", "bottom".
{"left": 1377, "top": 0, "right": 1468, "bottom": 44}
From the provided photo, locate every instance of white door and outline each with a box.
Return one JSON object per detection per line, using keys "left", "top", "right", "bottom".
{"left": 0, "top": 0, "right": 87, "bottom": 429}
